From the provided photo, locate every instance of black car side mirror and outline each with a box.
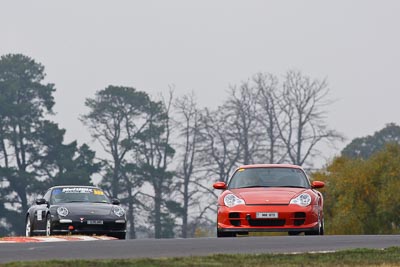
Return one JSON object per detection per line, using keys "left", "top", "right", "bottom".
{"left": 112, "top": 198, "right": 120, "bottom": 205}
{"left": 35, "top": 198, "right": 47, "bottom": 205}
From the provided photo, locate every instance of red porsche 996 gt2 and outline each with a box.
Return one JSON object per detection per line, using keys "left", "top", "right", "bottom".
{"left": 213, "top": 164, "right": 325, "bottom": 237}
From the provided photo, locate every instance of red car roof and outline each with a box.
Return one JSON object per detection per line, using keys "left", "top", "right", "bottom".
{"left": 237, "top": 164, "right": 303, "bottom": 170}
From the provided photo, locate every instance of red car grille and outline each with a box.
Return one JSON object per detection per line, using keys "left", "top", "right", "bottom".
{"left": 248, "top": 219, "right": 285, "bottom": 226}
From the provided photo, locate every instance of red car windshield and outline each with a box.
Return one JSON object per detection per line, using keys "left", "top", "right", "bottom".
{"left": 228, "top": 167, "right": 310, "bottom": 189}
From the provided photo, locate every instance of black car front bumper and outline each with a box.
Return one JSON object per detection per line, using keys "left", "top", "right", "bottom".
{"left": 51, "top": 216, "right": 126, "bottom": 236}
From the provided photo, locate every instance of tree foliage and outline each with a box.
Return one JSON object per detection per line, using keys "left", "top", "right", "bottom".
{"left": 82, "top": 87, "right": 179, "bottom": 238}
{"left": 313, "top": 143, "right": 400, "bottom": 234}
{"left": 135, "top": 94, "right": 177, "bottom": 238}
{"left": 341, "top": 123, "right": 400, "bottom": 159}
{"left": 81, "top": 86, "right": 151, "bottom": 196}
{"left": 81, "top": 86, "right": 152, "bottom": 238}
{"left": 0, "top": 54, "right": 99, "bottom": 235}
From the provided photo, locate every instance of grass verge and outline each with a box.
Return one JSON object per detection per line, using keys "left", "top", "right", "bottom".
{"left": 2, "top": 247, "right": 400, "bottom": 267}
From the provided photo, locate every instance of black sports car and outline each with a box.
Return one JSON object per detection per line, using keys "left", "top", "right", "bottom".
{"left": 25, "top": 185, "right": 126, "bottom": 239}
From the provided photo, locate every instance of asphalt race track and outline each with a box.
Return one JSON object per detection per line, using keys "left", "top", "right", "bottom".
{"left": 0, "top": 235, "right": 399, "bottom": 264}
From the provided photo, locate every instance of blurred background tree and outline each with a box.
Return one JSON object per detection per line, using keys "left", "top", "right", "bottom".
{"left": 0, "top": 54, "right": 99, "bottom": 235}
{"left": 313, "top": 143, "right": 400, "bottom": 234}
{"left": 341, "top": 123, "right": 400, "bottom": 159}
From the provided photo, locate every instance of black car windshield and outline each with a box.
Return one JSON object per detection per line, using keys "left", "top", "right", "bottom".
{"left": 51, "top": 187, "right": 111, "bottom": 204}
{"left": 228, "top": 167, "right": 310, "bottom": 189}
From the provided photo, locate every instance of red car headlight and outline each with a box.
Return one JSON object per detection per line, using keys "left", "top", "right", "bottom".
{"left": 223, "top": 194, "right": 245, "bottom": 207}
{"left": 290, "top": 193, "right": 312, "bottom": 207}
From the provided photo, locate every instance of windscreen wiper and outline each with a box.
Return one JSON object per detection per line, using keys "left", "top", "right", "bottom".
{"left": 237, "top": 185, "right": 271, "bottom": 189}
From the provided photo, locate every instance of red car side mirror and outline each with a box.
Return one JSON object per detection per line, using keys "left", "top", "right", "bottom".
{"left": 312, "top": 181, "right": 325, "bottom": 189}
{"left": 213, "top": 182, "right": 227, "bottom": 190}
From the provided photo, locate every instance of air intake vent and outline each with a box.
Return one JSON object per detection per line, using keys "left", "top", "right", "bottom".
{"left": 229, "top": 212, "right": 240, "bottom": 218}
{"left": 248, "top": 219, "right": 285, "bottom": 227}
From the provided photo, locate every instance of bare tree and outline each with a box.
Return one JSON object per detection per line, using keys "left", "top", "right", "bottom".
{"left": 275, "top": 70, "right": 343, "bottom": 166}
{"left": 173, "top": 92, "right": 204, "bottom": 238}
{"left": 223, "top": 83, "right": 262, "bottom": 165}
{"left": 198, "top": 107, "right": 241, "bottom": 185}
{"left": 253, "top": 72, "right": 286, "bottom": 163}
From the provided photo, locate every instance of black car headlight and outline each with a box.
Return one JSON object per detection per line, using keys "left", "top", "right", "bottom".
{"left": 112, "top": 206, "right": 125, "bottom": 217}
{"left": 57, "top": 206, "right": 69, "bottom": 217}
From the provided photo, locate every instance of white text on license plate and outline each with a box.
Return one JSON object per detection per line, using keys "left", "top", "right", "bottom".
{"left": 256, "top": 212, "right": 278, "bottom": 219}
{"left": 87, "top": 220, "right": 103, "bottom": 225}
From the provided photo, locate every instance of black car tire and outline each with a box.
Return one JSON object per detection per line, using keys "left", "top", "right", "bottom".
{"left": 25, "top": 216, "right": 34, "bottom": 237}
{"left": 45, "top": 214, "right": 53, "bottom": 236}
{"left": 217, "top": 231, "right": 236, "bottom": 238}
{"left": 305, "top": 217, "right": 324, "bottom": 236}
{"left": 319, "top": 219, "right": 325, "bottom": 235}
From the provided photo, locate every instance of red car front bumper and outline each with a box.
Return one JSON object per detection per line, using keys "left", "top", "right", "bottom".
{"left": 217, "top": 204, "right": 321, "bottom": 233}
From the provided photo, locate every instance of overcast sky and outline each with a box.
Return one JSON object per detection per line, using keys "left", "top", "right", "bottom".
{"left": 1, "top": 1, "right": 400, "bottom": 165}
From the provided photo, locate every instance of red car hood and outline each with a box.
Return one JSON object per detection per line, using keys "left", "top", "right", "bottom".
{"left": 230, "top": 187, "right": 307, "bottom": 205}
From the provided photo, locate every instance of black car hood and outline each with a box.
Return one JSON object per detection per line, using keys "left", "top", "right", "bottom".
{"left": 53, "top": 203, "right": 114, "bottom": 216}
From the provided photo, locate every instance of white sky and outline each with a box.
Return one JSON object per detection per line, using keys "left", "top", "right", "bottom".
{"left": 1, "top": 1, "right": 400, "bottom": 166}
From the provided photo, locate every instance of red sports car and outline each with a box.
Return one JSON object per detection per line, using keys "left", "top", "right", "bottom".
{"left": 213, "top": 164, "right": 325, "bottom": 237}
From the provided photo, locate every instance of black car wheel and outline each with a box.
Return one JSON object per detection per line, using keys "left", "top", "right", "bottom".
{"left": 45, "top": 215, "right": 53, "bottom": 236}
{"left": 305, "top": 216, "right": 324, "bottom": 236}
{"left": 319, "top": 218, "right": 325, "bottom": 235}
{"left": 25, "top": 216, "right": 33, "bottom": 237}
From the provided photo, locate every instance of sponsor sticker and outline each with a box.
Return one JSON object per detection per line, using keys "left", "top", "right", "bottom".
{"left": 37, "top": 210, "right": 43, "bottom": 221}
{"left": 93, "top": 189, "right": 104, "bottom": 195}
{"left": 62, "top": 188, "right": 94, "bottom": 194}
{"left": 53, "top": 189, "right": 62, "bottom": 195}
